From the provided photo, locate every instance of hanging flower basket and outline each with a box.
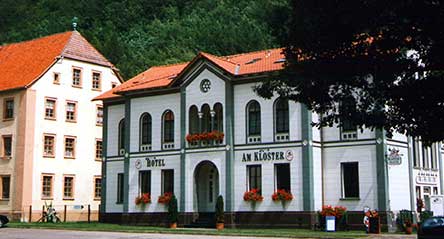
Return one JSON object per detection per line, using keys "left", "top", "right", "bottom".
{"left": 158, "top": 192, "right": 173, "bottom": 205}
{"left": 186, "top": 130, "right": 224, "bottom": 145}
{"left": 135, "top": 193, "right": 151, "bottom": 205}
{"left": 271, "top": 189, "right": 293, "bottom": 202}
{"left": 243, "top": 189, "right": 263, "bottom": 202}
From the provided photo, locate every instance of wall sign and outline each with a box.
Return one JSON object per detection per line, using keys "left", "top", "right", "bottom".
{"left": 387, "top": 147, "right": 403, "bottom": 165}
{"left": 145, "top": 157, "right": 166, "bottom": 167}
{"left": 416, "top": 171, "right": 439, "bottom": 185}
{"left": 242, "top": 149, "right": 294, "bottom": 162}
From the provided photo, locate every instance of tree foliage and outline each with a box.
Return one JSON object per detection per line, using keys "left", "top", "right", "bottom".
{"left": 255, "top": 0, "right": 444, "bottom": 143}
{"left": 0, "top": 0, "right": 290, "bottom": 78}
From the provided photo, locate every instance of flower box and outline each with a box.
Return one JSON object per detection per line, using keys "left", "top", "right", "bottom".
{"left": 135, "top": 193, "right": 151, "bottom": 205}
{"left": 243, "top": 189, "right": 263, "bottom": 202}
{"left": 186, "top": 130, "right": 224, "bottom": 146}
{"left": 158, "top": 192, "right": 173, "bottom": 204}
{"left": 271, "top": 189, "right": 293, "bottom": 202}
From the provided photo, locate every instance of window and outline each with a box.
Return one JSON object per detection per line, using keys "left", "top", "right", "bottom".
{"left": 2, "top": 135, "right": 12, "bottom": 157}
{"left": 413, "top": 138, "right": 421, "bottom": 167}
{"left": 96, "top": 105, "right": 103, "bottom": 125}
{"left": 423, "top": 145, "right": 430, "bottom": 169}
{"left": 118, "top": 119, "right": 125, "bottom": 155}
{"left": 275, "top": 99, "right": 289, "bottom": 137}
{"left": 66, "top": 101, "right": 77, "bottom": 122}
{"left": 0, "top": 175, "right": 10, "bottom": 200}
{"left": 247, "top": 165, "right": 261, "bottom": 193}
{"left": 42, "top": 174, "right": 53, "bottom": 199}
{"left": 43, "top": 135, "right": 55, "bottom": 157}
{"left": 189, "top": 106, "right": 199, "bottom": 135}
{"left": 116, "top": 173, "right": 124, "bottom": 203}
{"left": 63, "top": 175, "right": 74, "bottom": 199}
{"left": 111, "top": 82, "right": 118, "bottom": 88}
{"left": 163, "top": 110, "right": 174, "bottom": 144}
{"left": 431, "top": 144, "right": 438, "bottom": 170}
{"left": 45, "top": 98, "right": 56, "bottom": 119}
{"left": 247, "top": 100, "right": 261, "bottom": 142}
{"left": 275, "top": 163, "right": 291, "bottom": 191}
{"left": 161, "top": 170, "right": 174, "bottom": 194}
{"left": 92, "top": 71, "right": 101, "bottom": 90}
{"left": 95, "top": 139, "right": 103, "bottom": 160}
{"left": 214, "top": 103, "right": 223, "bottom": 132}
{"left": 140, "top": 113, "right": 152, "bottom": 150}
{"left": 341, "top": 162, "right": 360, "bottom": 198}
{"left": 201, "top": 104, "right": 211, "bottom": 133}
{"left": 53, "top": 72, "right": 60, "bottom": 84}
{"left": 340, "top": 99, "right": 357, "bottom": 140}
{"left": 416, "top": 186, "right": 421, "bottom": 199}
{"left": 94, "top": 177, "right": 102, "bottom": 200}
{"left": 3, "top": 98, "right": 14, "bottom": 120}
{"left": 64, "top": 136, "right": 76, "bottom": 158}
{"left": 72, "top": 68, "right": 82, "bottom": 87}
{"left": 139, "top": 170, "right": 151, "bottom": 195}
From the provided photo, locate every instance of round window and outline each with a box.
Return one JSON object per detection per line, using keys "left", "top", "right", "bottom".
{"left": 200, "top": 79, "right": 211, "bottom": 93}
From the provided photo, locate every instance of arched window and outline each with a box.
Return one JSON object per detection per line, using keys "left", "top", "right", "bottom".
{"left": 247, "top": 100, "right": 261, "bottom": 138}
{"left": 201, "top": 104, "right": 211, "bottom": 133}
{"left": 118, "top": 119, "right": 125, "bottom": 154}
{"left": 140, "top": 113, "right": 152, "bottom": 150}
{"left": 213, "top": 103, "right": 223, "bottom": 132}
{"left": 189, "top": 105, "right": 199, "bottom": 134}
{"left": 275, "top": 99, "right": 289, "bottom": 134}
{"left": 163, "top": 110, "right": 174, "bottom": 143}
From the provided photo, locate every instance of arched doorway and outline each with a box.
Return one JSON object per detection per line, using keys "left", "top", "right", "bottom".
{"left": 194, "top": 161, "right": 219, "bottom": 212}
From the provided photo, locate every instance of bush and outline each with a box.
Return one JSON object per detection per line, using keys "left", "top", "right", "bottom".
{"left": 420, "top": 210, "right": 434, "bottom": 223}
{"left": 215, "top": 195, "right": 224, "bottom": 223}
{"left": 168, "top": 195, "right": 178, "bottom": 224}
{"left": 396, "top": 210, "right": 413, "bottom": 232}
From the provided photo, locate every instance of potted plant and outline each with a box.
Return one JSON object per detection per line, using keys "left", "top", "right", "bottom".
{"left": 215, "top": 195, "right": 224, "bottom": 230}
{"left": 404, "top": 219, "right": 413, "bottom": 234}
{"left": 272, "top": 189, "right": 293, "bottom": 208}
{"left": 366, "top": 209, "right": 380, "bottom": 234}
{"left": 243, "top": 188, "right": 263, "bottom": 209}
{"left": 168, "top": 195, "right": 178, "bottom": 229}
{"left": 135, "top": 193, "right": 151, "bottom": 207}
{"left": 158, "top": 192, "right": 173, "bottom": 204}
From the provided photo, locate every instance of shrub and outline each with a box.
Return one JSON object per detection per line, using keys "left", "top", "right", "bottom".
{"left": 420, "top": 210, "right": 434, "bottom": 223}
{"left": 396, "top": 209, "right": 413, "bottom": 232}
{"left": 168, "top": 195, "right": 178, "bottom": 224}
{"left": 215, "top": 195, "right": 224, "bottom": 223}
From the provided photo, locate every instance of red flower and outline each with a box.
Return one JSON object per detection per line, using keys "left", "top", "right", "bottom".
{"left": 185, "top": 131, "right": 225, "bottom": 144}
{"left": 243, "top": 188, "right": 264, "bottom": 202}
{"left": 271, "top": 189, "right": 293, "bottom": 202}
{"left": 158, "top": 192, "right": 173, "bottom": 204}
{"left": 319, "top": 205, "right": 348, "bottom": 219}
{"left": 135, "top": 193, "right": 151, "bottom": 205}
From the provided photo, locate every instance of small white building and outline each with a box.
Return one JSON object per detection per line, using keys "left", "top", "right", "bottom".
{"left": 96, "top": 48, "right": 443, "bottom": 229}
{"left": 0, "top": 31, "right": 121, "bottom": 221}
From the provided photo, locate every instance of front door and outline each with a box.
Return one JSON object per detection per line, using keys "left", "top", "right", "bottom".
{"left": 195, "top": 161, "right": 219, "bottom": 212}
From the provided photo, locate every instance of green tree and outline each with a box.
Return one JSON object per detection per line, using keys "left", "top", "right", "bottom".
{"left": 256, "top": 0, "right": 444, "bottom": 144}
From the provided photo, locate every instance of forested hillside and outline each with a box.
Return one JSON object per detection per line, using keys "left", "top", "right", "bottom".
{"left": 0, "top": 0, "right": 290, "bottom": 79}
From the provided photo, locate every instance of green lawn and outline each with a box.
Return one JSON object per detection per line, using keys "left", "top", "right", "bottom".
{"left": 8, "top": 222, "right": 369, "bottom": 238}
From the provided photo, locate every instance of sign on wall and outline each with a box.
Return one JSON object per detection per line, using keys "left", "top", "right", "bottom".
{"left": 135, "top": 157, "right": 166, "bottom": 169}
{"left": 416, "top": 171, "right": 439, "bottom": 185}
{"left": 387, "top": 147, "right": 403, "bottom": 165}
{"left": 241, "top": 148, "right": 294, "bottom": 162}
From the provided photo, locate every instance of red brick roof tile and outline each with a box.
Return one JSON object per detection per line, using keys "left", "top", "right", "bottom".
{"left": 0, "top": 31, "right": 116, "bottom": 92}
{"left": 95, "top": 48, "right": 285, "bottom": 100}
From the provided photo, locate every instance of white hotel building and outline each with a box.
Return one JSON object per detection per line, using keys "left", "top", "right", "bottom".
{"left": 0, "top": 31, "right": 121, "bottom": 221}
{"left": 96, "top": 48, "right": 443, "bottom": 229}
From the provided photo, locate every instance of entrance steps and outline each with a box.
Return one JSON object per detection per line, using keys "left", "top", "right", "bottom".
{"left": 184, "top": 212, "right": 215, "bottom": 228}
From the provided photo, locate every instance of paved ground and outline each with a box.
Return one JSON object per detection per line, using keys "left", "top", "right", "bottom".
{"left": 0, "top": 228, "right": 417, "bottom": 239}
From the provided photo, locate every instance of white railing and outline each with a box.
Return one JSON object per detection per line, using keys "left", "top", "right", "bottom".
{"left": 275, "top": 133, "right": 290, "bottom": 142}
{"left": 162, "top": 142, "right": 174, "bottom": 150}
{"left": 342, "top": 131, "right": 357, "bottom": 140}
{"left": 140, "top": 144, "right": 152, "bottom": 152}
{"left": 247, "top": 135, "right": 261, "bottom": 144}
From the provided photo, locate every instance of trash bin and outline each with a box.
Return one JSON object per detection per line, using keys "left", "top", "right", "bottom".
{"left": 326, "top": 216, "right": 336, "bottom": 232}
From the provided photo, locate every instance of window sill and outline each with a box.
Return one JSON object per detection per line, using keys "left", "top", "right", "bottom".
{"left": 64, "top": 157, "right": 76, "bottom": 160}
{"left": 94, "top": 198, "right": 101, "bottom": 201}
{"left": 63, "top": 198, "right": 75, "bottom": 201}
{"left": 92, "top": 88, "right": 102, "bottom": 92}
{"left": 2, "top": 118, "right": 14, "bottom": 122}
{"left": 43, "top": 155, "right": 55, "bottom": 158}
{"left": 340, "top": 197, "right": 360, "bottom": 201}
{"left": 95, "top": 158, "right": 102, "bottom": 162}
{"left": 1, "top": 156, "right": 11, "bottom": 160}
{"left": 41, "top": 197, "right": 53, "bottom": 200}
{"left": 96, "top": 123, "right": 103, "bottom": 127}
{"left": 53, "top": 82, "right": 60, "bottom": 85}
{"left": 0, "top": 198, "right": 10, "bottom": 201}
{"left": 72, "top": 85, "right": 82, "bottom": 89}
{"left": 65, "top": 120, "right": 77, "bottom": 123}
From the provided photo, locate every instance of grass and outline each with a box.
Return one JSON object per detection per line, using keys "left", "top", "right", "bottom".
{"left": 8, "top": 222, "right": 369, "bottom": 238}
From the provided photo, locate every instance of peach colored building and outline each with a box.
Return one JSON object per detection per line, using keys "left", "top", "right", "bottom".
{"left": 0, "top": 31, "right": 121, "bottom": 221}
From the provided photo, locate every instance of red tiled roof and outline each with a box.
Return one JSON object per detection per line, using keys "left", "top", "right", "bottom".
{"left": 95, "top": 48, "right": 285, "bottom": 100}
{"left": 0, "top": 31, "right": 116, "bottom": 92}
